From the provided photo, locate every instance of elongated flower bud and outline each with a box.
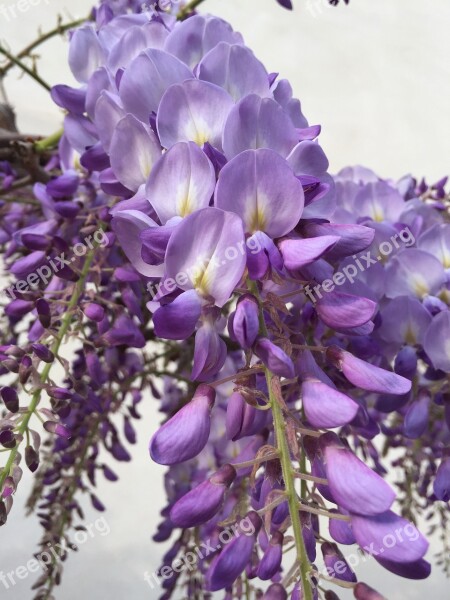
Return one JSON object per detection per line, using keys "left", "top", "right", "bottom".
{"left": 170, "top": 464, "right": 236, "bottom": 528}
{"left": 263, "top": 583, "right": 287, "bottom": 600}
{"left": 254, "top": 337, "right": 295, "bottom": 378}
{"left": 257, "top": 531, "right": 283, "bottom": 580}
{"left": 0, "top": 386, "right": 19, "bottom": 413}
{"left": 353, "top": 582, "right": 387, "bottom": 600}
{"left": 231, "top": 294, "right": 259, "bottom": 349}
{"left": 433, "top": 457, "right": 450, "bottom": 501}
{"left": 321, "top": 541, "right": 356, "bottom": 582}
{"left": 31, "top": 343, "right": 54, "bottom": 364}
{"left": 207, "top": 511, "right": 261, "bottom": 591}
{"left": 150, "top": 384, "right": 215, "bottom": 465}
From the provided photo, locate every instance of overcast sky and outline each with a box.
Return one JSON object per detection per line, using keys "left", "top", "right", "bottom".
{"left": 0, "top": 0, "right": 449, "bottom": 598}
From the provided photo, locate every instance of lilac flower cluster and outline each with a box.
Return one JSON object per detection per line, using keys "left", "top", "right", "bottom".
{"left": 0, "top": 1, "right": 447, "bottom": 599}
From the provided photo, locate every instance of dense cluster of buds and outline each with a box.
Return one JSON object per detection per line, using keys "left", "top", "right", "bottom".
{"left": 0, "top": 0, "right": 448, "bottom": 599}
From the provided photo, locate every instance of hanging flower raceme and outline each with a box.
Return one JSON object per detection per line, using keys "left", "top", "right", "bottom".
{"left": 0, "top": 1, "right": 445, "bottom": 599}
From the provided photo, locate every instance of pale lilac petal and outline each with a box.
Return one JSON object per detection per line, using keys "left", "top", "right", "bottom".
{"left": 287, "top": 141, "right": 329, "bottom": 176}
{"left": 157, "top": 79, "right": 234, "bottom": 151}
{"left": 192, "top": 322, "right": 227, "bottom": 381}
{"left": 198, "top": 43, "right": 270, "bottom": 101}
{"left": 94, "top": 91, "right": 125, "bottom": 153}
{"left": 111, "top": 209, "right": 164, "bottom": 277}
{"left": 119, "top": 49, "right": 193, "bottom": 122}
{"left": 302, "top": 380, "right": 359, "bottom": 428}
{"left": 145, "top": 141, "right": 215, "bottom": 223}
{"left": 110, "top": 115, "right": 161, "bottom": 191}
{"left": 164, "top": 14, "right": 243, "bottom": 68}
{"left": 222, "top": 94, "right": 298, "bottom": 160}
{"left": 215, "top": 149, "right": 304, "bottom": 238}
{"left": 423, "top": 310, "right": 450, "bottom": 371}
{"left": 385, "top": 249, "right": 445, "bottom": 299}
{"left": 165, "top": 207, "right": 246, "bottom": 307}
{"left": 69, "top": 25, "right": 106, "bottom": 83}
{"left": 378, "top": 296, "right": 432, "bottom": 346}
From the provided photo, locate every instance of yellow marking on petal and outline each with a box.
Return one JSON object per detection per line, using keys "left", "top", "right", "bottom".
{"left": 249, "top": 206, "right": 267, "bottom": 233}
{"left": 178, "top": 195, "right": 192, "bottom": 217}
{"left": 410, "top": 276, "right": 429, "bottom": 298}
{"left": 404, "top": 325, "right": 417, "bottom": 345}
{"left": 193, "top": 130, "right": 209, "bottom": 146}
{"left": 372, "top": 205, "right": 384, "bottom": 222}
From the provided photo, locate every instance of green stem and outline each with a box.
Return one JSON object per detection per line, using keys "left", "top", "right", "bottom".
{"left": 177, "top": 0, "right": 206, "bottom": 20}
{"left": 268, "top": 371, "right": 313, "bottom": 600}
{"left": 0, "top": 251, "right": 95, "bottom": 494}
{"left": 34, "top": 129, "right": 64, "bottom": 152}
{"left": 249, "top": 280, "right": 313, "bottom": 600}
{"left": 0, "top": 45, "right": 51, "bottom": 91}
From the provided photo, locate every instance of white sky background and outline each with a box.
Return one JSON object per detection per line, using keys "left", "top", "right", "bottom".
{"left": 0, "top": 0, "right": 449, "bottom": 598}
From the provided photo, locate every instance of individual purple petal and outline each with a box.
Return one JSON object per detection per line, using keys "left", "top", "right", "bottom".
{"left": 326, "top": 346, "right": 412, "bottom": 395}
{"left": 231, "top": 294, "right": 260, "bottom": 349}
{"left": 164, "top": 14, "right": 243, "bottom": 68}
{"left": 321, "top": 542, "right": 356, "bottom": 582}
{"left": 222, "top": 94, "right": 298, "bottom": 159}
{"left": 226, "top": 392, "right": 268, "bottom": 441}
{"left": 215, "top": 149, "right": 304, "bottom": 238}
{"left": 404, "top": 393, "right": 430, "bottom": 439}
{"left": 198, "top": 43, "right": 270, "bottom": 101}
{"left": 149, "top": 384, "right": 215, "bottom": 465}
{"left": 303, "top": 222, "right": 375, "bottom": 260}
{"left": 302, "top": 379, "right": 359, "bottom": 428}
{"left": 51, "top": 85, "right": 86, "bottom": 115}
{"left": 377, "top": 296, "right": 432, "bottom": 346}
{"left": 164, "top": 207, "right": 246, "bottom": 308}
{"left": 423, "top": 310, "right": 450, "bottom": 372}
{"left": 433, "top": 457, "right": 450, "bottom": 502}
{"left": 351, "top": 511, "right": 429, "bottom": 563}
{"left": 385, "top": 249, "right": 445, "bottom": 299}
{"left": 207, "top": 512, "right": 261, "bottom": 591}
{"left": 83, "top": 303, "right": 105, "bottom": 323}
{"left": 145, "top": 141, "right": 215, "bottom": 223}
{"left": 157, "top": 79, "right": 234, "bottom": 151}
{"left": 107, "top": 22, "right": 168, "bottom": 73}
{"left": 170, "top": 464, "right": 236, "bottom": 528}
{"left": 316, "top": 292, "right": 376, "bottom": 330}
{"left": 417, "top": 223, "right": 450, "bottom": 267}
{"left": 257, "top": 532, "right": 283, "bottom": 580}
{"left": 278, "top": 235, "right": 339, "bottom": 270}
{"left": 263, "top": 583, "right": 287, "bottom": 600}
{"left": 254, "top": 337, "right": 295, "bottom": 378}
{"left": 119, "top": 48, "right": 193, "bottom": 122}
{"left": 111, "top": 209, "right": 164, "bottom": 277}
{"left": 246, "top": 231, "right": 284, "bottom": 280}
{"left": 94, "top": 91, "right": 125, "bottom": 153}
{"left": 0, "top": 387, "right": 19, "bottom": 413}
{"left": 110, "top": 114, "right": 161, "bottom": 191}
{"left": 375, "top": 557, "right": 431, "bottom": 580}
{"left": 140, "top": 222, "right": 176, "bottom": 265}
{"left": 86, "top": 66, "right": 115, "bottom": 119}
{"left": 323, "top": 444, "right": 395, "bottom": 516}
{"left": 287, "top": 141, "right": 329, "bottom": 177}
{"left": 69, "top": 25, "right": 106, "bottom": 83}
{"left": 276, "top": 0, "right": 293, "bottom": 9}
{"left": 153, "top": 290, "right": 202, "bottom": 340}
{"left": 329, "top": 511, "right": 356, "bottom": 545}
{"left": 192, "top": 321, "right": 227, "bottom": 381}
{"left": 353, "top": 582, "right": 387, "bottom": 600}
{"left": 102, "top": 314, "right": 146, "bottom": 348}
